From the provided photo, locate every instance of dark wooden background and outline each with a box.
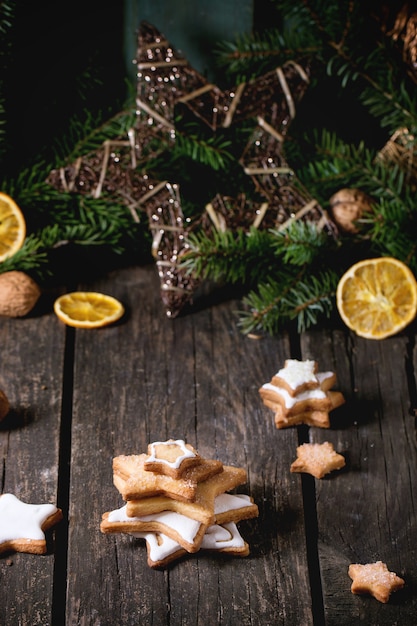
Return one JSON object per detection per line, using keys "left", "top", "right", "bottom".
{"left": 1, "top": 263, "right": 417, "bottom": 625}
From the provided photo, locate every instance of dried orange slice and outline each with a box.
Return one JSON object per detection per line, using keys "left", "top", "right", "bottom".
{"left": 0, "top": 192, "right": 26, "bottom": 262}
{"left": 336, "top": 257, "right": 417, "bottom": 339}
{"left": 54, "top": 291, "right": 125, "bottom": 328}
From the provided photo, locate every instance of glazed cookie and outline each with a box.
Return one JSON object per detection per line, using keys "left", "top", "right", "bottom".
{"left": 0, "top": 493, "right": 63, "bottom": 555}
{"left": 259, "top": 359, "right": 345, "bottom": 429}
{"left": 101, "top": 440, "right": 259, "bottom": 569}
{"left": 134, "top": 521, "right": 249, "bottom": 569}
{"left": 101, "top": 504, "right": 207, "bottom": 553}
{"left": 144, "top": 439, "right": 201, "bottom": 479}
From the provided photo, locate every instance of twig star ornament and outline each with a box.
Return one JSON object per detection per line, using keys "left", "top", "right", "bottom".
{"left": 47, "top": 21, "right": 335, "bottom": 317}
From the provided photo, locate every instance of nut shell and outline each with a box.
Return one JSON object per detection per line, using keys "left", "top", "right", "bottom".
{"left": 0, "top": 389, "right": 9, "bottom": 421}
{"left": 329, "top": 188, "right": 371, "bottom": 233}
{"left": 0, "top": 271, "right": 41, "bottom": 317}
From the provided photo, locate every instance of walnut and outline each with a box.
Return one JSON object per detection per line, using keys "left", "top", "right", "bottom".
{"left": 0, "top": 389, "right": 9, "bottom": 421}
{"left": 0, "top": 271, "right": 41, "bottom": 317}
{"left": 329, "top": 188, "right": 372, "bottom": 233}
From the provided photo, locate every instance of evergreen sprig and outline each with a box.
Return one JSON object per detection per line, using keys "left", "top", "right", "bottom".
{"left": 1, "top": 2, "right": 417, "bottom": 336}
{"left": 237, "top": 267, "right": 339, "bottom": 335}
{"left": 183, "top": 227, "right": 277, "bottom": 285}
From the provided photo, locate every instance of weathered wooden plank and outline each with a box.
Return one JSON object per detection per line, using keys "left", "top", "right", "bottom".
{"left": 301, "top": 330, "right": 417, "bottom": 625}
{"left": 0, "top": 306, "right": 66, "bottom": 626}
{"left": 65, "top": 265, "right": 313, "bottom": 625}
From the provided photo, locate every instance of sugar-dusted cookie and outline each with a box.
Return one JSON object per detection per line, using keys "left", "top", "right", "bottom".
{"left": 113, "top": 453, "right": 223, "bottom": 502}
{"left": 144, "top": 439, "right": 201, "bottom": 479}
{"left": 0, "top": 493, "right": 63, "bottom": 555}
{"left": 348, "top": 561, "right": 405, "bottom": 603}
{"left": 290, "top": 442, "right": 346, "bottom": 479}
{"left": 125, "top": 465, "right": 249, "bottom": 525}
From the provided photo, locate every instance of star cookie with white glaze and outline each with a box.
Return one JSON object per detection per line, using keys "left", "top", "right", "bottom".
{"left": 137, "top": 521, "right": 250, "bottom": 569}
{"left": 348, "top": 561, "right": 405, "bottom": 603}
{"left": 101, "top": 440, "right": 259, "bottom": 568}
{"left": 0, "top": 493, "right": 63, "bottom": 555}
{"left": 144, "top": 439, "right": 201, "bottom": 478}
{"left": 259, "top": 358, "right": 345, "bottom": 429}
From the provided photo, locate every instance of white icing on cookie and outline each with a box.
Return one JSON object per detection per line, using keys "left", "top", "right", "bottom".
{"left": 275, "top": 359, "right": 317, "bottom": 388}
{"left": 107, "top": 504, "right": 202, "bottom": 544}
{"left": 201, "top": 522, "right": 245, "bottom": 550}
{"left": 214, "top": 493, "right": 251, "bottom": 515}
{"left": 261, "top": 383, "right": 327, "bottom": 408}
{"left": 316, "top": 371, "right": 334, "bottom": 385}
{"left": 0, "top": 493, "right": 58, "bottom": 542}
{"left": 133, "top": 531, "right": 182, "bottom": 563}
{"left": 147, "top": 439, "right": 197, "bottom": 469}
{"left": 133, "top": 522, "right": 246, "bottom": 563}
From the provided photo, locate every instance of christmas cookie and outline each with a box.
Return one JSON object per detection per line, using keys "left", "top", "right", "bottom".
{"left": 125, "top": 464, "right": 250, "bottom": 524}
{"left": 101, "top": 504, "right": 207, "bottom": 553}
{"left": 290, "top": 442, "right": 346, "bottom": 479}
{"left": 271, "top": 359, "right": 321, "bottom": 396}
{"left": 134, "top": 521, "right": 249, "bottom": 569}
{"left": 113, "top": 452, "right": 223, "bottom": 502}
{"left": 144, "top": 439, "right": 201, "bottom": 478}
{"left": 101, "top": 440, "right": 259, "bottom": 568}
{"left": 0, "top": 493, "right": 63, "bottom": 555}
{"left": 259, "top": 358, "right": 345, "bottom": 428}
{"left": 348, "top": 561, "right": 405, "bottom": 603}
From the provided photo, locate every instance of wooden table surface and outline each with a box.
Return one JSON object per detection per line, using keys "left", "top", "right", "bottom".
{"left": 1, "top": 263, "right": 417, "bottom": 625}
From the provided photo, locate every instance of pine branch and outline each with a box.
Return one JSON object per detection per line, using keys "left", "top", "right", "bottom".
{"left": 54, "top": 106, "right": 138, "bottom": 166}
{"left": 214, "top": 27, "right": 317, "bottom": 80}
{"left": 182, "top": 228, "right": 277, "bottom": 285}
{"left": 238, "top": 268, "right": 339, "bottom": 335}
{"left": 270, "top": 220, "right": 338, "bottom": 265}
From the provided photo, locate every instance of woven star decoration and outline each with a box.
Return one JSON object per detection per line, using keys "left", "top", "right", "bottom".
{"left": 47, "top": 21, "right": 336, "bottom": 317}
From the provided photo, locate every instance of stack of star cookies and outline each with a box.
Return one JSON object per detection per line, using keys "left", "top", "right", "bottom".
{"left": 259, "top": 358, "right": 345, "bottom": 428}
{"left": 100, "top": 439, "right": 258, "bottom": 568}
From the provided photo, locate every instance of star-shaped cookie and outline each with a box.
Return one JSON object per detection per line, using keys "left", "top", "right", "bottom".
{"left": 125, "top": 464, "right": 250, "bottom": 524}
{"left": 144, "top": 439, "right": 201, "bottom": 478}
{"left": 0, "top": 493, "right": 63, "bottom": 555}
{"left": 290, "top": 442, "right": 346, "bottom": 479}
{"left": 133, "top": 520, "right": 249, "bottom": 569}
{"left": 259, "top": 359, "right": 345, "bottom": 429}
{"left": 113, "top": 453, "right": 223, "bottom": 502}
{"left": 348, "top": 561, "right": 405, "bottom": 603}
